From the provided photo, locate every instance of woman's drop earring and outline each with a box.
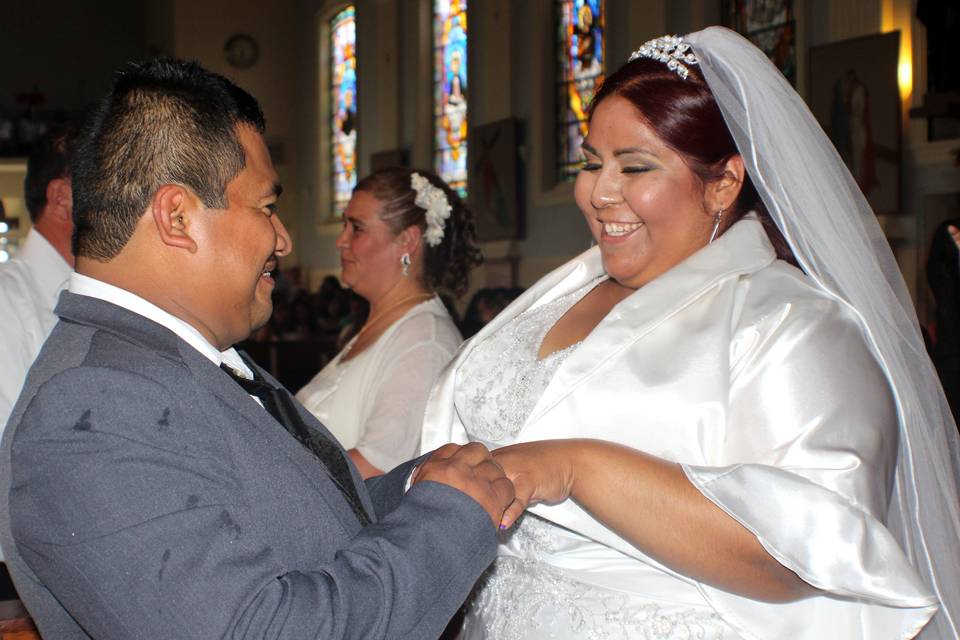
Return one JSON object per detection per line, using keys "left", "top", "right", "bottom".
{"left": 400, "top": 253, "right": 411, "bottom": 277}
{"left": 709, "top": 208, "right": 723, "bottom": 243}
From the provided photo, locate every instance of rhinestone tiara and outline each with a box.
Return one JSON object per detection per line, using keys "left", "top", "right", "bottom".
{"left": 628, "top": 35, "right": 698, "bottom": 80}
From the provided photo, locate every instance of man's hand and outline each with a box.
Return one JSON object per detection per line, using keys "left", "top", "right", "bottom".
{"left": 414, "top": 443, "right": 516, "bottom": 529}
{"left": 492, "top": 441, "right": 577, "bottom": 529}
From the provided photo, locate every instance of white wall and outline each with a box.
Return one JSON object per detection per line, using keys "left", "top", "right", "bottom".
{"left": 144, "top": 0, "right": 960, "bottom": 326}
{"left": 167, "top": 0, "right": 304, "bottom": 267}
{"left": 0, "top": 0, "right": 148, "bottom": 113}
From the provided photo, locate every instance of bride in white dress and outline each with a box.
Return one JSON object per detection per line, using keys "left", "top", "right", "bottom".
{"left": 422, "top": 28, "right": 960, "bottom": 639}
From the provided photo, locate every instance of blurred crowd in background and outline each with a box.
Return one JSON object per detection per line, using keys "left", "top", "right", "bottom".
{"left": 243, "top": 266, "right": 524, "bottom": 391}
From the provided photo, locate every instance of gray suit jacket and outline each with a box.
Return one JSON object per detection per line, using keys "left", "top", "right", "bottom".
{"left": 0, "top": 292, "right": 495, "bottom": 639}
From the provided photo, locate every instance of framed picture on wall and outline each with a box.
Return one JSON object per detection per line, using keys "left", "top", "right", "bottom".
{"left": 722, "top": 0, "right": 796, "bottom": 85}
{"left": 469, "top": 117, "right": 523, "bottom": 242}
{"left": 808, "top": 32, "right": 901, "bottom": 215}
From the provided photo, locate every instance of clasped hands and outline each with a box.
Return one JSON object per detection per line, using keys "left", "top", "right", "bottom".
{"left": 413, "top": 441, "right": 575, "bottom": 530}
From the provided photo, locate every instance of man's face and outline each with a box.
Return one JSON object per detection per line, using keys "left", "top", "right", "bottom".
{"left": 187, "top": 125, "right": 291, "bottom": 349}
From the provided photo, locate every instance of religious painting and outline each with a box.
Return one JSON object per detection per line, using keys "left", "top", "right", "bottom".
{"left": 722, "top": 0, "right": 796, "bottom": 85}
{"left": 434, "top": 0, "right": 468, "bottom": 197}
{"left": 469, "top": 118, "right": 521, "bottom": 241}
{"left": 556, "top": 0, "right": 604, "bottom": 181}
{"left": 809, "top": 32, "right": 901, "bottom": 214}
{"left": 330, "top": 5, "right": 357, "bottom": 217}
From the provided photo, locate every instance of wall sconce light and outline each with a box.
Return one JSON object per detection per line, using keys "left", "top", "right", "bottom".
{"left": 898, "top": 52, "right": 912, "bottom": 100}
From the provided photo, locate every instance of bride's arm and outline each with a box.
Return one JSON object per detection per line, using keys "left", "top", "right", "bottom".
{"left": 494, "top": 439, "right": 817, "bottom": 603}
{"left": 494, "top": 298, "right": 901, "bottom": 605}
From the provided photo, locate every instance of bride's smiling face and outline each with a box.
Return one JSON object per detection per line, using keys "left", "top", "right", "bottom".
{"left": 575, "top": 95, "right": 716, "bottom": 290}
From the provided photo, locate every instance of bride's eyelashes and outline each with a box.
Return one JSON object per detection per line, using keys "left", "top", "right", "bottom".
{"left": 577, "top": 157, "right": 653, "bottom": 174}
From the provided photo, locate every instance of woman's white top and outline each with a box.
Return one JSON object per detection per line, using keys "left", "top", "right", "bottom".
{"left": 297, "top": 297, "right": 461, "bottom": 472}
{"left": 422, "top": 217, "right": 937, "bottom": 640}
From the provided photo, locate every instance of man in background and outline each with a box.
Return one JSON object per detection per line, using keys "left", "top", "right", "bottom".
{"left": 0, "top": 128, "right": 74, "bottom": 430}
{"left": 0, "top": 128, "right": 74, "bottom": 601}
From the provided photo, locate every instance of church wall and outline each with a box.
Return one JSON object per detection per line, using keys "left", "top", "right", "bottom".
{"left": 291, "top": 0, "right": 950, "bottom": 313}
{"left": 0, "top": 0, "right": 148, "bottom": 114}
{"left": 7, "top": 0, "right": 947, "bottom": 320}
{"left": 0, "top": 0, "right": 150, "bottom": 250}
{"left": 168, "top": 0, "right": 304, "bottom": 269}
{"left": 294, "top": 0, "right": 683, "bottom": 297}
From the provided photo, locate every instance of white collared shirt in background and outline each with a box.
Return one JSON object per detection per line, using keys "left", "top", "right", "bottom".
{"left": 0, "top": 229, "right": 72, "bottom": 431}
{"left": 0, "top": 229, "right": 73, "bottom": 563}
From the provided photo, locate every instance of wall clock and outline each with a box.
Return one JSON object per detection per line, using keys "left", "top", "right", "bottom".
{"left": 224, "top": 33, "right": 259, "bottom": 69}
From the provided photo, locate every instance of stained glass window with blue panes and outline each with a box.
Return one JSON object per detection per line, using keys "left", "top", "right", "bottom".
{"left": 557, "top": 0, "right": 604, "bottom": 181}
{"left": 331, "top": 5, "right": 357, "bottom": 217}
{"left": 433, "top": 0, "right": 468, "bottom": 196}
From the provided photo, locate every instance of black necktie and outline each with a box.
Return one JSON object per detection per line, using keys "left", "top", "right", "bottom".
{"left": 220, "top": 360, "right": 370, "bottom": 526}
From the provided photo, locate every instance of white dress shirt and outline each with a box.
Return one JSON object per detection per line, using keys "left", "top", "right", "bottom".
{"left": 0, "top": 229, "right": 72, "bottom": 431}
{"left": 67, "top": 272, "right": 252, "bottom": 378}
{"left": 67, "top": 275, "right": 411, "bottom": 491}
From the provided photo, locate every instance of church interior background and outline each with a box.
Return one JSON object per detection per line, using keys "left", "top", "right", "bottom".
{"left": 0, "top": 0, "right": 957, "bottom": 327}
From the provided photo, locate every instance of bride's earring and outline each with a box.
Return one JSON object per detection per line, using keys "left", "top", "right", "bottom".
{"left": 709, "top": 207, "right": 723, "bottom": 243}
{"left": 400, "top": 253, "right": 411, "bottom": 277}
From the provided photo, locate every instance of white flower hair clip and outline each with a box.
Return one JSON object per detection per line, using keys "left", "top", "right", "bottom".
{"left": 411, "top": 172, "right": 452, "bottom": 247}
{"left": 628, "top": 34, "right": 698, "bottom": 80}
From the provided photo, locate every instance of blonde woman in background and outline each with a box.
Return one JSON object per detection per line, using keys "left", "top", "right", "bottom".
{"left": 298, "top": 167, "right": 481, "bottom": 477}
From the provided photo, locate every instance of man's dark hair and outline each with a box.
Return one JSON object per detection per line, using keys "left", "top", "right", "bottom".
{"left": 24, "top": 127, "right": 75, "bottom": 223}
{"left": 72, "top": 58, "right": 266, "bottom": 260}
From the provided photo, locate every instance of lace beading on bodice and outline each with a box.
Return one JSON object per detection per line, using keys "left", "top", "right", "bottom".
{"left": 455, "top": 284, "right": 594, "bottom": 446}
{"left": 454, "top": 280, "right": 734, "bottom": 639}
{"left": 464, "top": 514, "right": 727, "bottom": 640}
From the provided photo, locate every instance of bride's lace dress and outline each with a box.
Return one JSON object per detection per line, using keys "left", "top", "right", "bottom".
{"left": 454, "top": 283, "right": 735, "bottom": 639}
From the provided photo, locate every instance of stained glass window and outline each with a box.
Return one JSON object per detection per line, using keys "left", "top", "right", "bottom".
{"left": 433, "top": 0, "right": 468, "bottom": 196}
{"left": 556, "top": 0, "right": 604, "bottom": 181}
{"left": 331, "top": 5, "right": 357, "bottom": 217}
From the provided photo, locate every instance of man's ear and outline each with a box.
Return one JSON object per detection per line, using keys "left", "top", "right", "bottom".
{"left": 706, "top": 154, "right": 746, "bottom": 214}
{"left": 151, "top": 184, "right": 198, "bottom": 254}
{"left": 44, "top": 177, "right": 72, "bottom": 222}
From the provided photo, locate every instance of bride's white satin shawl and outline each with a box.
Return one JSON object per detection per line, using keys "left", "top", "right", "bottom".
{"left": 421, "top": 218, "right": 937, "bottom": 640}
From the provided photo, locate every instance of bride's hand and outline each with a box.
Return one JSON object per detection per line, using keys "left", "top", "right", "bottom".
{"left": 492, "top": 440, "right": 577, "bottom": 529}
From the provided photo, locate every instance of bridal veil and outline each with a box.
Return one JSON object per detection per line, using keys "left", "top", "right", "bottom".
{"left": 685, "top": 26, "right": 960, "bottom": 639}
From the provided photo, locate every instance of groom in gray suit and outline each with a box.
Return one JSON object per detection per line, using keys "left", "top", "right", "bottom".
{"left": 0, "top": 59, "right": 514, "bottom": 639}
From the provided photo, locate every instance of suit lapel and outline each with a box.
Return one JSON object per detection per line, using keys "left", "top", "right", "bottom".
{"left": 252, "top": 355, "right": 377, "bottom": 519}
{"left": 57, "top": 289, "right": 372, "bottom": 528}
{"left": 179, "top": 333, "right": 372, "bottom": 531}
